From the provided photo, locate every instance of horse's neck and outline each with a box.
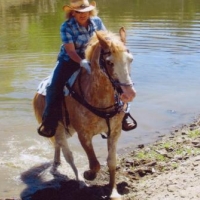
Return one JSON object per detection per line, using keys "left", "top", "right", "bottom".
{"left": 90, "top": 44, "right": 115, "bottom": 106}
{"left": 89, "top": 68, "right": 115, "bottom": 106}
{"left": 73, "top": 72, "right": 114, "bottom": 109}
{"left": 74, "top": 45, "right": 115, "bottom": 107}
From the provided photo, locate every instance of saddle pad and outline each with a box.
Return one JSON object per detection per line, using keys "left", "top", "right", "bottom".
{"left": 37, "top": 68, "right": 81, "bottom": 96}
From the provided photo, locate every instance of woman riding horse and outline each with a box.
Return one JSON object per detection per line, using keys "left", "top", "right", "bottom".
{"left": 34, "top": 28, "right": 136, "bottom": 200}
{"left": 38, "top": 0, "right": 136, "bottom": 138}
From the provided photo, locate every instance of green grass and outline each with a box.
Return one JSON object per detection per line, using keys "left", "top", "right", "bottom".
{"left": 159, "top": 141, "right": 175, "bottom": 151}
{"left": 188, "top": 129, "right": 200, "bottom": 138}
{"left": 132, "top": 128, "right": 200, "bottom": 172}
{"left": 136, "top": 150, "right": 167, "bottom": 162}
{"left": 171, "top": 162, "right": 179, "bottom": 169}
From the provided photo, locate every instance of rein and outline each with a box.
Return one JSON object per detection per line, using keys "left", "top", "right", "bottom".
{"left": 65, "top": 48, "right": 134, "bottom": 138}
{"left": 66, "top": 69, "right": 124, "bottom": 138}
{"left": 67, "top": 80, "right": 123, "bottom": 120}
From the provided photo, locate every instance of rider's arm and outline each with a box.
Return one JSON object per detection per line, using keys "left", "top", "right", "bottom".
{"left": 64, "top": 43, "right": 82, "bottom": 64}
{"left": 64, "top": 43, "right": 91, "bottom": 74}
{"left": 60, "top": 22, "right": 82, "bottom": 63}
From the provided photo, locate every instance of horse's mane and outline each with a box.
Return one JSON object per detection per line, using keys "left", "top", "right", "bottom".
{"left": 85, "top": 30, "right": 126, "bottom": 61}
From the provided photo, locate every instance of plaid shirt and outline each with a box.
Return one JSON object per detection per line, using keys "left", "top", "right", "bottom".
{"left": 58, "top": 16, "right": 106, "bottom": 61}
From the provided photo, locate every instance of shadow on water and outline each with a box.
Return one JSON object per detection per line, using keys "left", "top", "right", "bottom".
{"left": 20, "top": 162, "right": 128, "bottom": 200}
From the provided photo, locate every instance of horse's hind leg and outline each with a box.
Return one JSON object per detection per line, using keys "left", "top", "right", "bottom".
{"left": 50, "top": 142, "right": 61, "bottom": 173}
{"left": 54, "top": 144, "right": 61, "bottom": 165}
{"left": 54, "top": 125, "right": 82, "bottom": 181}
{"left": 78, "top": 133, "right": 100, "bottom": 181}
{"left": 50, "top": 136, "right": 61, "bottom": 166}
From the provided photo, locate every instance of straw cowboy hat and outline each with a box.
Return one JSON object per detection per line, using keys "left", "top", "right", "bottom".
{"left": 63, "top": 0, "right": 96, "bottom": 13}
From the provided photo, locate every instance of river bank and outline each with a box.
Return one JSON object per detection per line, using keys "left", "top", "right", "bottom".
{"left": 88, "top": 116, "right": 200, "bottom": 200}
{"left": 117, "top": 116, "right": 200, "bottom": 200}
{"left": 2, "top": 117, "right": 200, "bottom": 200}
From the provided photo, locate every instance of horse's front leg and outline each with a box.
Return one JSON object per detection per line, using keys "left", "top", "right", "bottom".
{"left": 107, "top": 130, "right": 122, "bottom": 200}
{"left": 78, "top": 133, "right": 100, "bottom": 180}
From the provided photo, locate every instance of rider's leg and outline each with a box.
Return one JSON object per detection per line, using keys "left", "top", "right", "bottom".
{"left": 38, "top": 58, "right": 80, "bottom": 137}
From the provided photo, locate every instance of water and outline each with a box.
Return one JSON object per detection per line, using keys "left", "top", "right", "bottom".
{"left": 0, "top": 0, "right": 200, "bottom": 198}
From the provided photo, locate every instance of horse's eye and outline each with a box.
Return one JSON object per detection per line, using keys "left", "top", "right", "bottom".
{"left": 106, "top": 60, "right": 114, "bottom": 67}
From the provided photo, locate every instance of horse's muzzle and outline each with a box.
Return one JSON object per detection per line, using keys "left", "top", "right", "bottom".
{"left": 120, "top": 85, "right": 136, "bottom": 103}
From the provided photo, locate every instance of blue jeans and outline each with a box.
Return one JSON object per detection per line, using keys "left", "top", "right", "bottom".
{"left": 42, "top": 57, "right": 80, "bottom": 125}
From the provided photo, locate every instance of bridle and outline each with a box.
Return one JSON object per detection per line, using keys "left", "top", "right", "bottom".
{"left": 99, "top": 49, "right": 133, "bottom": 93}
{"left": 65, "top": 48, "right": 134, "bottom": 138}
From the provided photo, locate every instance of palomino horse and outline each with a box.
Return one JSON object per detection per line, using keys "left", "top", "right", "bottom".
{"left": 33, "top": 27, "right": 135, "bottom": 200}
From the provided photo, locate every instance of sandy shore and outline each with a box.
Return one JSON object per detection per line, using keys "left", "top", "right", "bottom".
{"left": 1, "top": 117, "right": 200, "bottom": 200}
{"left": 117, "top": 117, "right": 200, "bottom": 200}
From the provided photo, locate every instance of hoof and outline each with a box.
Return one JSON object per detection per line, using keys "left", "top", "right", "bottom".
{"left": 110, "top": 197, "right": 122, "bottom": 200}
{"left": 79, "top": 180, "right": 88, "bottom": 189}
{"left": 110, "top": 194, "right": 122, "bottom": 200}
{"left": 110, "top": 188, "right": 122, "bottom": 200}
{"left": 50, "top": 162, "right": 60, "bottom": 174}
{"left": 77, "top": 173, "right": 87, "bottom": 188}
{"left": 83, "top": 170, "right": 97, "bottom": 180}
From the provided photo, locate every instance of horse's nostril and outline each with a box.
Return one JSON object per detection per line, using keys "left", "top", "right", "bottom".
{"left": 116, "top": 86, "right": 123, "bottom": 94}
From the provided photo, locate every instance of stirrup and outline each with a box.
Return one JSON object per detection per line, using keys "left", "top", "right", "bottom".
{"left": 122, "top": 113, "right": 137, "bottom": 131}
{"left": 37, "top": 123, "right": 56, "bottom": 138}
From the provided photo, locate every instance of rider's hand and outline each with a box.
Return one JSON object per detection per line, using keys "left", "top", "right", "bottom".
{"left": 80, "top": 59, "right": 91, "bottom": 74}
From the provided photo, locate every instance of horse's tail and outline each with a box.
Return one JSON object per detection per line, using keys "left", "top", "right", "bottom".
{"left": 33, "top": 93, "right": 45, "bottom": 124}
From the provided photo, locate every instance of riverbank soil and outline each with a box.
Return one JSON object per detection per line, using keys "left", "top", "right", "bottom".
{"left": 118, "top": 118, "right": 200, "bottom": 200}
{"left": 2, "top": 118, "right": 200, "bottom": 200}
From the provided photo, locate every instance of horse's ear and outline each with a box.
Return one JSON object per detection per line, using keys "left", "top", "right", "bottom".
{"left": 119, "top": 27, "right": 126, "bottom": 44}
{"left": 95, "top": 31, "right": 110, "bottom": 49}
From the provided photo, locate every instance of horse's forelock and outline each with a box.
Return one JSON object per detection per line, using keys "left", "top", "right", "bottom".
{"left": 110, "top": 40, "right": 126, "bottom": 54}
{"left": 85, "top": 31, "right": 125, "bottom": 61}
{"left": 104, "top": 32, "right": 126, "bottom": 53}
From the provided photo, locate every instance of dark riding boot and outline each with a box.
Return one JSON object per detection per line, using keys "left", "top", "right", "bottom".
{"left": 122, "top": 113, "right": 137, "bottom": 131}
{"left": 37, "top": 88, "right": 63, "bottom": 137}
{"left": 37, "top": 58, "right": 80, "bottom": 138}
